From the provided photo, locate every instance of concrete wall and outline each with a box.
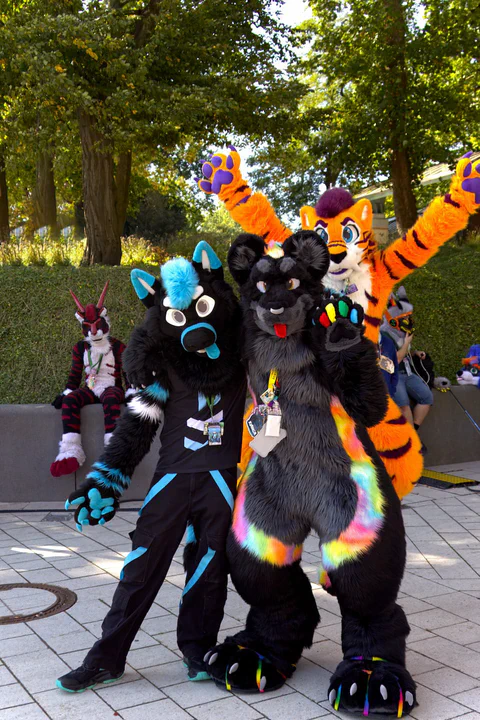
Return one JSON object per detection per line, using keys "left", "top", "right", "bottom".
{"left": 0, "top": 404, "right": 160, "bottom": 503}
{"left": 0, "top": 386, "right": 479, "bottom": 502}
{"left": 418, "top": 387, "right": 480, "bottom": 467}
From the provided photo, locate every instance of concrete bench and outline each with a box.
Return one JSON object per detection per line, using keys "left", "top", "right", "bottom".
{"left": 0, "top": 404, "right": 161, "bottom": 503}
{"left": 1, "top": 386, "right": 479, "bottom": 502}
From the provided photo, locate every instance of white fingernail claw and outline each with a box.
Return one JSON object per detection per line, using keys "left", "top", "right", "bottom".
{"left": 380, "top": 684, "right": 388, "bottom": 700}
{"left": 350, "top": 682, "right": 357, "bottom": 696}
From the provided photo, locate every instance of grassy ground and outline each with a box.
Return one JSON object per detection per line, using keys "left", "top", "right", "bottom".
{"left": 0, "top": 241, "right": 478, "bottom": 404}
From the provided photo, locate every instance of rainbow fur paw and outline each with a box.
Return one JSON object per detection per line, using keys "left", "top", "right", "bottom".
{"left": 196, "top": 146, "right": 251, "bottom": 207}
{"left": 328, "top": 658, "right": 416, "bottom": 716}
{"left": 204, "top": 641, "right": 288, "bottom": 694}
{"left": 449, "top": 151, "right": 480, "bottom": 215}
{"left": 315, "top": 296, "right": 364, "bottom": 351}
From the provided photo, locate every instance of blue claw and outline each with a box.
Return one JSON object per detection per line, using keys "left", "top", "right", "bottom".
{"left": 68, "top": 496, "right": 85, "bottom": 507}
{"left": 76, "top": 523, "right": 83, "bottom": 532}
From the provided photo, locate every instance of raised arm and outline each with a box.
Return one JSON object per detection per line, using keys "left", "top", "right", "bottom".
{"left": 378, "top": 154, "right": 480, "bottom": 286}
{"left": 197, "top": 146, "right": 293, "bottom": 244}
{"left": 312, "top": 296, "right": 388, "bottom": 428}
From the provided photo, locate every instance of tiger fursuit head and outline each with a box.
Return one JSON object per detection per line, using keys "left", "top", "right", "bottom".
{"left": 202, "top": 230, "right": 415, "bottom": 717}
{"left": 197, "top": 148, "right": 480, "bottom": 498}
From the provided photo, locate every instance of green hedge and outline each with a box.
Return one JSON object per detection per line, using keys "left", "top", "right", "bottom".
{"left": 0, "top": 243, "right": 479, "bottom": 403}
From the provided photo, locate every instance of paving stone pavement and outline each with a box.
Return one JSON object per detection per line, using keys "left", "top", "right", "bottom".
{"left": 2, "top": 463, "right": 480, "bottom": 720}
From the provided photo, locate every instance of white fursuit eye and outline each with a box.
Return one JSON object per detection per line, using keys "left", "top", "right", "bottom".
{"left": 286, "top": 278, "right": 300, "bottom": 290}
{"left": 195, "top": 295, "right": 215, "bottom": 317}
{"left": 256, "top": 281, "right": 267, "bottom": 293}
{"left": 166, "top": 309, "right": 186, "bottom": 327}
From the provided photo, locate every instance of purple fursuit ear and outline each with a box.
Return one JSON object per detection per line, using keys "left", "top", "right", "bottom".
{"left": 315, "top": 188, "right": 355, "bottom": 219}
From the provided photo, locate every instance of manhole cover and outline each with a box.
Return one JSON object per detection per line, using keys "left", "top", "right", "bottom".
{"left": 0, "top": 583, "right": 77, "bottom": 624}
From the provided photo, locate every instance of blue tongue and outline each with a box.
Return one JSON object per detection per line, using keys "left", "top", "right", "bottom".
{"left": 205, "top": 343, "right": 220, "bottom": 359}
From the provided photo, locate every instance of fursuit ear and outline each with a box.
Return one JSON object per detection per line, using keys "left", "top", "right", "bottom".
{"left": 192, "top": 240, "right": 224, "bottom": 280}
{"left": 227, "top": 233, "right": 266, "bottom": 285}
{"left": 396, "top": 285, "right": 409, "bottom": 302}
{"left": 282, "top": 230, "right": 329, "bottom": 279}
{"left": 130, "top": 269, "right": 162, "bottom": 308}
{"left": 299, "top": 205, "right": 319, "bottom": 231}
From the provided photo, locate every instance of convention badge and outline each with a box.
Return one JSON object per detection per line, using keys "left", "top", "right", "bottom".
{"left": 87, "top": 372, "right": 97, "bottom": 390}
{"left": 345, "top": 283, "right": 358, "bottom": 295}
{"left": 260, "top": 368, "right": 279, "bottom": 406}
{"left": 403, "top": 357, "right": 412, "bottom": 376}
{"left": 249, "top": 424, "right": 287, "bottom": 457}
{"left": 206, "top": 422, "right": 223, "bottom": 446}
{"left": 379, "top": 355, "right": 395, "bottom": 374}
{"left": 246, "top": 408, "right": 266, "bottom": 438}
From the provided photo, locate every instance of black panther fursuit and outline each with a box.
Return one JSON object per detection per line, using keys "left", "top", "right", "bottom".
{"left": 204, "top": 231, "right": 415, "bottom": 717}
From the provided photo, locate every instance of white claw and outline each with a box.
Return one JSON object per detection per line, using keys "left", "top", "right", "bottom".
{"left": 229, "top": 662, "right": 239, "bottom": 674}
{"left": 380, "top": 684, "right": 388, "bottom": 701}
{"left": 259, "top": 676, "right": 267, "bottom": 692}
{"left": 329, "top": 689, "right": 337, "bottom": 706}
{"left": 350, "top": 682, "right": 358, "bottom": 696}
{"left": 203, "top": 651, "right": 212, "bottom": 663}
{"left": 208, "top": 652, "right": 218, "bottom": 666}
{"left": 405, "top": 691, "right": 414, "bottom": 706}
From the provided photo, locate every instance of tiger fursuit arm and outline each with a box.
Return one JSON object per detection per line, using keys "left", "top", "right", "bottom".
{"left": 372, "top": 154, "right": 480, "bottom": 321}
{"left": 197, "top": 146, "right": 292, "bottom": 244}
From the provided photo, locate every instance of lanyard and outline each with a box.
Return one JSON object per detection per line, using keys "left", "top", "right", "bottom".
{"left": 205, "top": 395, "right": 217, "bottom": 418}
{"left": 87, "top": 350, "right": 103, "bottom": 375}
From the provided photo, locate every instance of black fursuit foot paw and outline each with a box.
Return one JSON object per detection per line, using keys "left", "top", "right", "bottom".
{"left": 204, "top": 641, "right": 287, "bottom": 694}
{"left": 328, "top": 658, "right": 416, "bottom": 716}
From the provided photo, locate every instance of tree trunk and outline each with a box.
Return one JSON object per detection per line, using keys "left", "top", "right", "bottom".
{"left": 0, "top": 151, "right": 9, "bottom": 244}
{"left": 390, "top": 149, "right": 418, "bottom": 234}
{"left": 32, "top": 151, "right": 59, "bottom": 239}
{"left": 79, "top": 112, "right": 122, "bottom": 265}
{"left": 115, "top": 150, "right": 132, "bottom": 238}
{"left": 383, "top": 0, "right": 418, "bottom": 235}
{"left": 73, "top": 200, "right": 85, "bottom": 239}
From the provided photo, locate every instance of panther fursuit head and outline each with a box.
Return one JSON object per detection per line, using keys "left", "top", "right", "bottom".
{"left": 227, "top": 230, "right": 329, "bottom": 345}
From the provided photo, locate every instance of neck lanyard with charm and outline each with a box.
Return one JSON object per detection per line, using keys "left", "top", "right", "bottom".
{"left": 87, "top": 349, "right": 104, "bottom": 390}
{"left": 203, "top": 395, "right": 224, "bottom": 446}
{"left": 246, "top": 369, "right": 282, "bottom": 438}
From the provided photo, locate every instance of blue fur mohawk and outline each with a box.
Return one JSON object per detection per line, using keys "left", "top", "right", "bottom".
{"left": 160, "top": 257, "right": 199, "bottom": 310}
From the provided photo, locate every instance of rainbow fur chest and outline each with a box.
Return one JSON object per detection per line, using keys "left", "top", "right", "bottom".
{"left": 233, "top": 368, "right": 385, "bottom": 572}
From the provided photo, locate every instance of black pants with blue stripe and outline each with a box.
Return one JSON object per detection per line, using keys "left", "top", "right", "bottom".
{"left": 84, "top": 467, "right": 238, "bottom": 673}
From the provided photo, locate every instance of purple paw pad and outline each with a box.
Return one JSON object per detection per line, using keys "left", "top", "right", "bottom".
{"left": 462, "top": 177, "right": 480, "bottom": 204}
{"left": 211, "top": 156, "right": 222, "bottom": 168}
{"left": 463, "top": 162, "right": 472, "bottom": 177}
{"left": 202, "top": 163, "right": 213, "bottom": 179}
{"left": 200, "top": 180, "right": 212, "bottom": 193}
{"left": 462, "top": 151, "right": 473, "bottom": 159}
{"left": 211, "top": 169, "right": 234, "bottom": 193}
{"left": 226, "top": 155, "right": 234, "bottom": 170}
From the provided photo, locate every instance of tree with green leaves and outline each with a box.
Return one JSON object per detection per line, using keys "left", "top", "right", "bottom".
{"left": 3, "top": 0, "right": 299, "bottom": 263}
{"left": 249, "top": 0, "right": 479, "bottom": 232}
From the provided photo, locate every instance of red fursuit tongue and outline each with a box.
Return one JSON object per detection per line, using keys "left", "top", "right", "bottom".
{"left": 274, "top": 324, "right": 287, "bottom": 338}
